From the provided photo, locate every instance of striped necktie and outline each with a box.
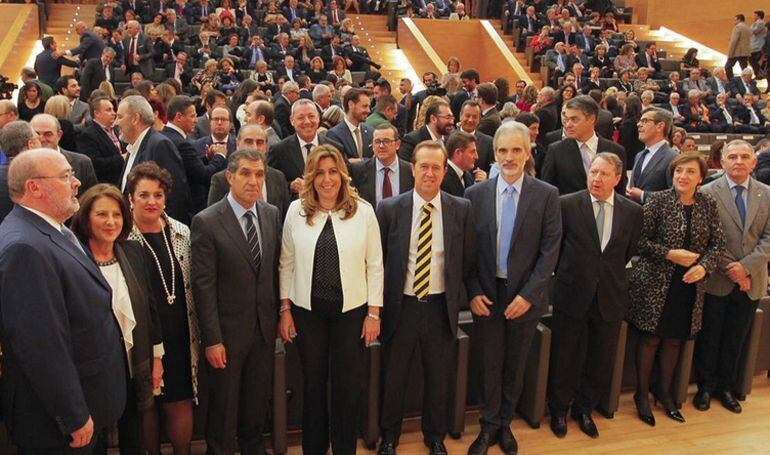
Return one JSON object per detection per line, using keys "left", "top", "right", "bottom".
{"left": 413, "top": 202, "right": 433, "bottom": 300}
{"left": 244, "top": 212, "right": 262, "bottom": 272}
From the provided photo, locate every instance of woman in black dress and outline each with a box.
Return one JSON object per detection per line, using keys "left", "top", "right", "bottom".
{"left": 127, "top": 162, "right": 200, "bottom": 455}
{"left": 628, "top": 153, "right": 725, "bottom": 426}
{"left": 618, "top": 95, "right": 644, "bottom": 170}
{"left": 18, "top": 81, "right": 46, "bottom": 121}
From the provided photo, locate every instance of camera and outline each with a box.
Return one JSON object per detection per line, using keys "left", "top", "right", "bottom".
{"left": 424, "top": 80, "right": 447, "bottom": 97}
{"left": 0, "top": 75, "right": 18, "bottom": 100}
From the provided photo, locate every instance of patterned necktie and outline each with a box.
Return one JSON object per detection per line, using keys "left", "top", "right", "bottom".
{"left": 413, "top": 202, "right": 433, "bottom": 299}
{"left": 735, "top": 186, "right": 746, "bottom": 227}
{"left": 595, "top": 200, "right": 606, "bottom": 246}
{"left": 243, "top": 212, "right": 262, "bottom": 271}
{"left": 353, "top": 127, "right": 363, "bottom": 158}
{"left": 382, "top": 167, "right": 393, "bottom": 199}
{"left": 497, "top": 186, "right": 517, "bottom": 277}
{"left": 104, "top": 126, "right": 121, "bottom": 154}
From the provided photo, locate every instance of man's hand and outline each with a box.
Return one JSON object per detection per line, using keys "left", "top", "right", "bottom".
{"left": 473, "top": 168, "right": 487, "bottom": 182}
{"left": 205, "top": 143, "right": 227, "bottom": 159}
{"left": 666, "top": 249, "right": 700, "bottom": 267}
{"left": 69, "top": 417, "right": 94, "bottom": 448}
{"left": 470, "top": 294, "right": 493, "bottom": 316}
{"left": 626, "top": 186, "right": 643, "bottom": 203}
{"left": 738, "top": 276, "right": 752, "bottom": 292}
{"left": 205, "top": 343, "right": 227, "bottom": 369}
{"left": 725, "top": 261, "right": 748, "bottom": 283}
{"left": 504, "top": 295, "right": 532, "bottom": 319}
{"left": 290, "top": 177, "right": 303, "bottom": 194}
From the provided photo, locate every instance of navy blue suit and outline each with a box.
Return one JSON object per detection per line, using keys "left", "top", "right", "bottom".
{"left": 34, "top": 49, "right": 79, "bottom": 87}
{"left": 325, "top": 121, "right": 373, "bottom": 160}
{"left": 0, "top": 206, "right": 126, "bottom": 450}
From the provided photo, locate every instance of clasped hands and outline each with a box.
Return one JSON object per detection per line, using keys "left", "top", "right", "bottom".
{"left": 470, "top": 294, "right": 532, "bottom": 319}
{"left": 666, "top": 249, "right": 706, "bottom": 284}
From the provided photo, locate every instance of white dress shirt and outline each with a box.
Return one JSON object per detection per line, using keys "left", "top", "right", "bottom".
{"left": 447, "top": 159, "right": 465, "bottom": 187}
{"left": 591, "top": 192, "right": 614, "bottom": 251}
{"left": 279, "top": 199, "right": 384, "bottom": 312}
{"left": 403, "top": 191, "right": 445, "bottom": 295}
{"left": 165, "top": 121, "right": 187, "bottom": 138}
{"left": 375, "top": 158, "right": 400, "bottom": 204}
{"left": 227, "top": 193, "right": 262, "bottom": 248}
{"left": 298, "top": 134, "right": 320, "bottom": 162}
{"left": 121, "top": 127, "right": 151, "bottom": 191}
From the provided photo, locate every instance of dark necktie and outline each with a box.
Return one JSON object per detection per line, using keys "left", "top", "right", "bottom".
{"left": 303, "top": 143, "right": 313, "bottom": 162}
{"left": 244, "top": 212, "right": 262, "bottom": 271}
{"left": 382, "top": 167, "right": 393, "bottom": 199}
{"left": 633, "top": 148, "right": 649, "bottom": 184}
{"left": 61, "top": 226, "right": 87, "bottom": 256}
{"left": 735, "top": 185, "right": 746, "bottom": 227}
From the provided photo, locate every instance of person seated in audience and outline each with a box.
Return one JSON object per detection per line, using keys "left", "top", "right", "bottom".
{"left": 339, "top": 18, "right": 356, "bottom": 44}
{"left": 728, "top": 68, "right": 761, "bottom": 98}
{"left": 682, "top": 90, "right": 714, "bottom": 132}
{"left": 217, "top": 17, "right": 239, "bottom": 45}
{"left": 615, "top": 69, "right": 635, "bottom": 93}
{"left": 636, "top": 43, "right": 662, "bottom": 79}
{"left": 660, "top": 70, "right": 683, "bottom": 97}
{"left": 200, "top": 13, "right": 222, "bottom": 43}
{"left": 614, "top": 44, "right": 638, "bottom": 78}
{"left": 290, "top": 17, "right": 309, "bottom": 43}
{"left": 709, "top": 92, "right": 743, "bottom": 133}
{"left": 576, "top": 25, "right": 597, "bottom": 55}
{"left": 556, "top": 84, "right": 578, "bottom": 113}
{"left": 221, "top": 33, "right": 244, "bottom": 67}
{"left": 640, "top": 90, "right": 655, "bottom": 109}
{"left": 705, "top": 141, "right": 724, "bottom": 169}
{"left": 680, "top": 47, "right": 700, "bottom": 73}
{"left": 663, "top": 91, "right": 687, "bottom": 127}
{"left": 622, "top": 29, "right": 639, "bottom": 52}
{"left": 449, "top": 1, "right": 469, "bottom": 20}
{"left": 268, "top": 33, "right": 296, "bottom": 68}
{"left": 589, "top": 44, "right": 612, "bottom": 77}
{"left": 681, "top": 136, "right": 697, "bottom": 152}
{"left": 602, "top": 11, "right": 619, "bottom": 33}
{"left": 706, "top": 67, "right": 732, "bottom": 99}
{"left": 191, "top": 59, "right": 221, "bottom": 95}
{"left": 734, "top": 94, "right": 769, "bottom": 133}
{"left": 582, "top": 67, "right": 605, "bottom": 94}
{"left": 518, "top": 6, "right": 542, "bottom": 37}
{"left": 516, "top": 84, "right": 538, "bottom": 112}
{"left": 164, "top": 9, "right": 190, "bottom": 43}
{"left": 250, "top": 60, "right": 276, "bottom": 94}
{"left": 216, "top": 0, "right": 236, "bottom": 22}
{"left": 217, "top": 57, "right": 243, "bottom": 94}
{"left": 682, "top": 68, "right": 710, "bottom": 99}
{"left": 96, "top": 5, "right": 121, "bottom": 32}
{"left": 296, "top": 35, "right": 316, "bottom": 71}
{"left": 421, "top": 2, "right": 439, "bottom": 19}
{"left": 633, "top": 67, "right": 661, "bottom": 95}
{"left": 544, "top": 42, "right": 571, "bottom": 83}
{"left": 145, "top": 12, "right": 167, "bottom": 42}
{"left": 310, "top": 14, "right": 335, "bottom": 46}
{"left": 530, "top": 26, "right": 555, "bottom": 55}
{"left": 669, "top": 127, "right": 685, "bottom": 153}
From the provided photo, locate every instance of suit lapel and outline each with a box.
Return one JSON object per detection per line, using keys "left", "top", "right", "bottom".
{"left": 606, "top": 195, "right": 624, "bottom": 250}
{"left": 715, "top": 177, "right": 744, "bottom": 230}
{"left": 578, "top": 192, "right": 602, "bottom": 251}
{"left": 483, "top": 179, "right": 498, "bottom": 273}
{"left": 639, "top": 146, "right": 666, "bottom": 184}
{"left": 440, "top": 192, "right": 456, "bottom": 285}
{"left": 510, "top": 175, "right": 534, "bottom": 247}
{"left": 397, "top": 193, "right": 414, "bottom": 281}
{"left": 365, "top": 159, "right": 377, "bottom": 203}
{"left": 568, "top": 140, "right": 587, "bottom": 180}
{"left": 217, "top": 200, "right": 258, "bottom": 274}
{"left": 255, "top": 200, "right": 273, "bottom": 269}
{"left": 745, "top": 178, "right": 762, "bottom": 230}
{"left": 290, "top": 135, "right": 305, "bottom": 179}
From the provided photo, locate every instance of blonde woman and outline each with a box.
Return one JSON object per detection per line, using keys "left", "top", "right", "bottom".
{"left": 44, "top": 94, "right": 77, "bottom": 151}
{"left": 191, "top": 59, "right": 221, "bottom": 93}
{"left": 440, "top": 56, "right": 461, "bottom": 88}
{"left": 414, "top": 94, "right": 444, "bottom": 129}
{"left": 98, "top": 80, "right": 118, "bottom": 103}
{"left": 279, "top": 145, "right": 382, "bottom": 455}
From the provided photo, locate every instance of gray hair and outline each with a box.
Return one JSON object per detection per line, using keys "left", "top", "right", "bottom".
{"left": 493, "top": 120, "right": 531, "bottom": 153}
{"left": 499, "top": 101, "right": 520, "bottom": 120}
{"left": 0, "top": 121, "right": 37, "bottom": 159}
{"left": 282, "top": 81, "right": 300, "bottom": 95}
{"left": 0, "top": 99, "right": 18, "bottom": 116}
{"left": 741, "top": 67, "right": 754, "bottom": 77}
{"left": 592, "top": 152, "right": 623, "bottom": 175}
{"left": 7, "top": 148, "right": 61, "bottom": 199}
{"left": 237, "top": 123, "right": 267, "bottom": 141}
{"left": 226, "top": 149, "right": 267, "bottom": 173}
{"left": 30, "top": 113, "right": 62, "bottom": 131}
{"left": 724, "top": 139, "right": 754, "bottom": 156}
{"left": 642, "top": 107, "right": 673, "bottom": 137}
{"left": 102, "top": 47, "right": 116, "bottom": 57}
{"left": 641, "top": 90, "right": 654, "bottom": 101}
{"left": 120, "top": 95, "right": 154, "bottom": 126}
{"left": 539, "top": 86, "right": 556, "bottom": 102}
{"left": 312, "top": 83, "right": 330, "bottom": 101}
{"left": 687, "top": 89, "right": 701, "bottom": 100}
{"left": 290, "top": 98, "right": 318, "bottom": 116}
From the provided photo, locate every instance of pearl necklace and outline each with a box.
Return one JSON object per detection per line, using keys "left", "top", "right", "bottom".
{"left": 138, "top": 227, "right": 177, "bottom": 305}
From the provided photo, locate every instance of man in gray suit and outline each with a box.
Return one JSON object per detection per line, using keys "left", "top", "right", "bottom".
{"left": 465, "top": 121, "right": 562, "bottom": 455}
{"left": 626, "top": 108, "right": 678, "bottom": 204}
{"left": 695, "top": 139, "right": 770, "bottom": 414}
{"left": 55, "top": 76, "right": 91, "bottom": 127}
{"left": 349, "top": 123, "right": 413, "bottom": 208}
{"left": 245, "top": 100, "right": 281, "bottom": 148}
{"left": 725, "top": 14, "right": 751, "bottom": 78}
{"left": 191, "top": 148, "right": 282, "bottom": 455}
{"left": 122, "top": 20, "right": 155, "bottom": 79}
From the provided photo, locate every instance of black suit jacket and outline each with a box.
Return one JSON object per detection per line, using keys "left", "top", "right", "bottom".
{"left": 70, "top": 30, "right": 106, "bottom": 62}
{"left": 75, "top": 120, "right": 125, "bottom": 185}
{"left": 535, "top": 102, "right": 560, "bottom": 134}
{"left": 34, "top": 49, "right": 78, "bottom": 87}
{"left": 165, "top": 62, "right": 194, "bottom": 88}
{"left": 191, "top": 198, "right": 281, "bottom": 349}
{"left": 79, "top": 58, "right": 115, "bottom": 101}
{"left": 349, "top": 157, "right": 414, "bottom": 207}
{"left": 553, "top": 188, "right": 643, "bottom": 321}
{"left": 120, "top": 129, "right": 192, "bottom": 224}
{"left": 397, "top": 125, "right": 434, "bottom": 162}
{"left": 0, "top": 166, "right": 10, "bottom": 224}
{"left": 267, "top": 134, "right": 342, "bottom": 188}
{"left": 273, "top": 95, "right": 293, "bottom": 138}
{"left": 634, "top": 52, "right": 661, "bottom": 73}
{"left": 473, "top": 130, "right": 495, "bottom": 173}
{"left": 376, "top": 190, "right": 474, "bottom": 340}
{"left": 441, "top": 167, "right": 475, "bottom": 197}
{"left": 464, "top": 175, "right": 562, "bottom": 321}
{"left": 0, "top": 206, "right": 126, "bottom": 448}
{"left": 206, "top": 167, "right": 291, "bottom": 221}
{"left": 162, "top": 126, "right": 227, "bottom": 214}
{"left": 325, "top": 121, "right": 374, "bottom": 159}
{"left": 61, "top": 149, "right": 98, "bottom": 196}
{"left": 477, "top": 108, "right": 502, "bottom": 138}
{"left": 541, "top": 137, "right": 627, "bottom": 195}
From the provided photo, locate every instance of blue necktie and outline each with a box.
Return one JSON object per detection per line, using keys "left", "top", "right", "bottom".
{"left": 632, "top": 148, "right": 649, "bottom": 185}
{"left": 735, "top": 185, "right": 746, "bottom": 227}
{"left": 498, "top": 186, "right": 517, "bottom": 277}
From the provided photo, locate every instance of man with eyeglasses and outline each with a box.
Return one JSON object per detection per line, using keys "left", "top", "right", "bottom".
{"left": 207, "top": 124, "right": 290, "bottom": 221}
{"left": 398, "top": 100, "right": 455, "bottom": 162}
{"left": 30, "top": 113, "right": 98, "bottom": 196}
{"left": 0, "top": 148, "right": 126, "bottom": 454}
{"left": 193, "top": 105, "right": 237, "bottom": 160}
{"left": 349, "top": 123, "right": 414, "bottom": 207}
{"left": 626, "top": 107, "right": 677, "bottom": 204}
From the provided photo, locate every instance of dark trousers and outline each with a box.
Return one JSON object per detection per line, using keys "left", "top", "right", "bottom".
{"left": 547, "top": 302, "right": 621, "bottom": 417}
{"left": 750, "top": 51, "right": 765, "bottom": 78}
{"left": 205, "top": 323, "right": 273, "bottom": 455}
{"left": 380, "top": 295, "right": 454, "bottom": 445}
{"left": 725, "top": 57, "right": 749, "bottom": 78}
{"left": 93, "top": 367, "right": 142, "bottom": 455}
{"left": 694, "top": 287, "right": 758, "bottom": 394}
{"left": 293, "top": 303, "right": 366, "bottom": 455}
{"left": 474, "top": 279, "right": 539, "bottom": 434}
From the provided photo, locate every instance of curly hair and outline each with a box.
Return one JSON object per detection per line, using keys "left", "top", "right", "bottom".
{"left": 299, "top": 145, "right": 358, "bottom": 225}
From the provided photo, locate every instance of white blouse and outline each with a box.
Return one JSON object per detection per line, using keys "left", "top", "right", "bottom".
{"left": 279, "top": 199, "right": 384, "bottom": 312}
{"left": 100, "top": 262, "right": 136, "bottom": 374}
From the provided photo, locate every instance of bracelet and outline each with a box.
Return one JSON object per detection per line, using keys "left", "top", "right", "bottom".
{"left": 366, "top": 312, "right": 380, "bottom": 321}
{"left": 279, "top": 305, "right": 292, "bottom": 314}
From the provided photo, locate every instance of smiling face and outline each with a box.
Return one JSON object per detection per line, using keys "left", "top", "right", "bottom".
{"left": 129, "top": 178, "right": 166, "bottom": 226}
{"left": 88, "top": 196, "right": 124, "bottom": 244}
{"left": 412, "top": 145, "right": 447, "bottom": 200}
{"left": 673, "top": 159, "right": 703, "bottom": 196}
{"left": 494, "top": 131, "right": 530, "bottom": 183}
{"left": 313, "top": 156, "right": 342, "bottom": 205}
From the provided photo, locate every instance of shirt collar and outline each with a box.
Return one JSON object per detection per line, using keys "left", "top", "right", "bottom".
{"left": 447, "top": 159, "right": 464, "bottom": 181}
{"left": 297, "top": 134, "right": 319, "bottom": 149}
{"left": 496, "top": 172, "right": 524, "bottom": 196}
{"left": 226, "top": 192, "right": 257, "bottom": 219}
{"left": 590, "top": 191, "right": 615, "bottom": 207}
{"left": 427, "top": 126, "right": 442, "bottom": 141}
{"left": 376, "top": 157, "right": 398, "bottom": 173}
{"left": 726, "top": 174, "right": 749, "bottom": 190}
{"left": 646, "top": 139, "right": 667, "bottom": 155}
{"left": 343, "top": 116, "right": 360, "bottom": 134}
{"left": 128, "top": 127, "right": 151, "bottom": 153}
{"left": 481, "top": 106, "right": 494, "bottom": 116}
{"left": 20, "top": 205, "right": 63, "bottom": 232}
{"left": 577, "top": 133, "right": 599, "bottom": 152}
{"left": 413, "top": 190, "right": 441, "bottom": 213}
{"left": 211, "top": 134, "right": 229, "bottom": 144}
{"left": 166, "top": 121, "right": 187, "bottom": 138}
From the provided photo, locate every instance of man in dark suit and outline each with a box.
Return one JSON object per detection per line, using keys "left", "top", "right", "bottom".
{"left": 273, "top": 82, "right": 301, "bottom": 138}
{"left": 345, "top": 34, "right": 381, "bottom": 73}
{"left": 326, "top": 0, "right": 345, "bottom": 27}
{"left": 587, "top": 89, "right": 614, "bottom": 140}
{"left": 76, "top": 96, "right": 125, "bottom": 185}
{"left": 79, "top": 48, "right": 117, "bottom": 101}
{"left": 534, "top": 87, "right": 560, "bottom": 134}
{"left": 458, "top": 100, "right": 495, "bottom": 173}
{"left": 30, "top": 114, "right": 98, "bottom": 196}
{"left": 163, "top": 96, "right": 227, "bottom": 215}
{"left": 734, "top": 94, "right": 769, "bottom": 133}
{"left": 34, "top": 36, "right": 79, "bottom": 87}
{"left": 450, "top": 69, "right": 479, "bottom": 120}
{"left": 465, "top": 121, "right": 562, "bottom": 455}
{"left": 349, "top": 123, "right": 414, "bottom": 208}
{"left": 207, "top": 125, "right": 290, "bottom": 220}
{"left": 635, "top": 43, "right": 662, "bottom": 78}
{"left": 321, "top": 34, "right": 345, "bottom": 68}
{"left": 541, "top": 96, "right": 627, "bottom": 195}
{"left": 0, "top": 121, "right": 43, "bottom": 223}
{"left": 117, "top": 95, "right": 192, "bottom": 224}
{"left": 191, "top": 148, "right": 281, "bottom": 455}
{"left": 190, "top": 90, "right": 227, "bottom": 140}
{"left": 123, "top": 0, "right": 147, "bottom": 20}
{"left": 662, "top": 91, "right": 687, "bottom": 127}
{"left": 165, "top": 51, "right": 193, "bottom": 89}
{"left": 0, "top": 148, "right": 126, "bottom": 453}
{"left": 547, "top": 153, "right": 643, "bottom": 439}
{"left": 282, "top": 0, "right": 307, "bottom": 22}
{"left": 377, "top": 140, "right": 474, "bottom": 455}
{"left": 626, "top": 108, "right": 677, "bottom": 203}
{"left": 274, "top": 55, "right": 303, "bottom": 83}
{"left": 695, "top": 140, "right": 770, "bottom": 414}
{"left": 398, "top": 100, "right": 455, "bottom": 162}
{"left": 728, "top": 68, "right": 761, "bottom": 97}
{"left": 268, "top": 99, "right": 342, "bottom": 197}
{"left": 442, "top": 131, "right": 483, "bottom": 197}
{"left": 326, "top": 88, "right": 374, "bottom": 160}
{"left": 122, "top": 20, "right": 155, "bottom": 78}
{"left": 66, "top": 22, "right": 106, "bottom": 63}
{"left": 191, "top": 105, "right": 238, "bottom": 158}
{"left": 476, "top": 83, "right": 502, "bottom": 138}
{"left": 576, "top": 25, "right": 596, "bottom": 55}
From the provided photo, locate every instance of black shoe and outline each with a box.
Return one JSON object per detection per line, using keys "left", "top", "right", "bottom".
{"left": 498, "top": 426, "right": 518, "bottom": 455}
{"left": 572, "top": 413, "right": 599, "bottom": 438}
{"left": 717, "top": 391, "right": 742, "bottom": 414}
{"left": 467, "top": 432, "right": 493, "bottom": 455}
{"left": 634, "top": 393, "right": 656, "bottom": 427}
{"left": 378, "top": 441, "right": 397, "bottom": 455}
{"left": 693, "top": 390, "right": 711, "bottom": 411}
{"left": 549, "top": 415, "right": 567, "bottom": 438}
{"left": 428, "top": 441, "right": 448, "bottom": 455}
{"left": 663, "top": 407, "right": 686, "bottom": 423}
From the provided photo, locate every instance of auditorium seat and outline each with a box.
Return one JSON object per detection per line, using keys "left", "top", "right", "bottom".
{"left": 735, "top": 308, "right": 765, "bottom": 400}
{"left": 598, "top": 321, "right": 629, "bottom": 419}
{"left": 517, "top": 321, "right": 551, "bottom": 428}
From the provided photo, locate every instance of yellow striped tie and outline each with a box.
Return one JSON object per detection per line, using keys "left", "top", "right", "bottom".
{"left": 413, "top": 202, "right": 433, "bottom": 300}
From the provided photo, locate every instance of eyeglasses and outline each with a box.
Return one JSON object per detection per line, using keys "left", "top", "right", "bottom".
{"left": 32, "top": 169, "right": 77, "bottom": 182}
{"left": 436, "top": 114, "right": 454, "bottom": 120}
{"left": 638, "top": 118, "right": 657, "bottom": 124}
{"left": 211, "top": 117, "right": 230, "bottom": 123}
{"left": 373, "top": 138, "right": 396, "bottom": 146}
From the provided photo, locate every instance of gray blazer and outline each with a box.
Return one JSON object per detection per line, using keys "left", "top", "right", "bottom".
{"left": 701, "top": 176, "right": 770, "bottom": 300}
{"left": 69, "top": 99, "right": 92, "bottom": 127}
{"left": 191, "top": 198, "right": 282, "bottom": 350}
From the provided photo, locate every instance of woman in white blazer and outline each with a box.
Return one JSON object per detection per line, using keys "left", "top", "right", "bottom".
{"left": 278, "top": 145, "right": 384, "bottom": 455}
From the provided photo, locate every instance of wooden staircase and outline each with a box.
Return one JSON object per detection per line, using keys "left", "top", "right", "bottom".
{"left": 353, "top": 14, "right": 412, "bottom": 88}
{"left": 487, "top": 19, "right": 543, "bottom": 88}
{"left": 44, "top": 3, "right": 97, "bottom": 75}
{"left": 0, "top": 4, "right": 40, "bottom": 84}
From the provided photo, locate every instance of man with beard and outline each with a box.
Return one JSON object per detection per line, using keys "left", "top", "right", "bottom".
{"left": 398, "top": 101, "right": 454, "bottom": 162}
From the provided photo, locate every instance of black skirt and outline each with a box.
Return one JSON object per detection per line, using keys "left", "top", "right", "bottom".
{"left": 656, "top": 205, "right": 696, "bottom": 340}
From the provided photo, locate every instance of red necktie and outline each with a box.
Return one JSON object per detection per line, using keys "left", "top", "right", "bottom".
{"left": 104, "top": 126, "right": 121, "bottom": 154}
{"left": 382, "top": 168, "right": 393, "bottom": 199}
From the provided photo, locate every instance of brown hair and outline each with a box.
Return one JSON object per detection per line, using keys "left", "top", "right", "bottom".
{"left": 125, "top": 161, "right": 173, "bottom": 197}
{"left": 70, "top": 184, "right": 133, "bottom": 242}
{"left": 300, "top": 145, "right": 358, "bottom": 224}
{"left": 669, "top": 151, "right": 707, "bottom": 180}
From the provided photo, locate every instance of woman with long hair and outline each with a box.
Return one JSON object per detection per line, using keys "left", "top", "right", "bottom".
{"left": 619, "top": 94, "right": 645, "bottom": 170}
{"left": 18, "top": 81, "right": 46, "bottom": 121}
